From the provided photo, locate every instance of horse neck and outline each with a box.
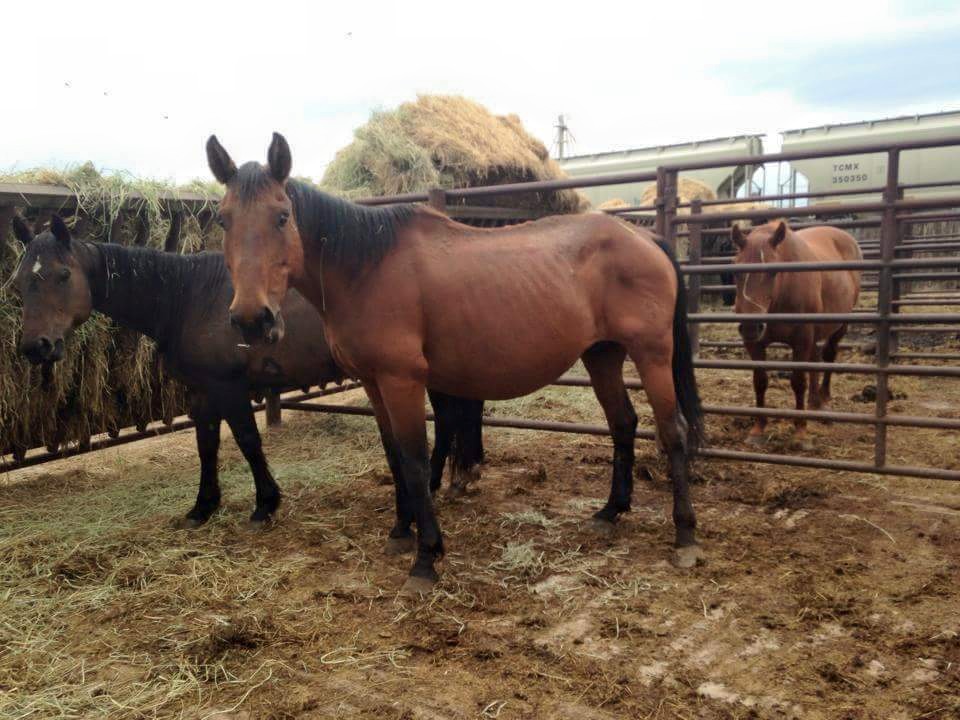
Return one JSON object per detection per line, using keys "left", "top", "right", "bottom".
{"left": 80, "top": 241, "right": 188, "bottom": 343}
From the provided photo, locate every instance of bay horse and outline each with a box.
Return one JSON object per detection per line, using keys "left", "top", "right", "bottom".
{"left": 207, "top": 133, "right": 704, "bottom": 594}
{"left": 12, "top": 214, "right": 484, "bottom": 526}
{"left": 732, "top": 221, "right": 862, "bottom": 449}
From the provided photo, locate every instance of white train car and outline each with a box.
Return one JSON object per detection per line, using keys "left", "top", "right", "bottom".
{"left": 557, "top": 135, "right": 764, "bottom": 207}
{"left": 781, "top": 110, "right": 960, "bottom": 204}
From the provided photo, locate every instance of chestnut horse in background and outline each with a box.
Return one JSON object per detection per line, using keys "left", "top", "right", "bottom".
{"left": 732, "top": 221, "right": 862, "bottom": 449}
{"left": 207, "top": 133, "right": 704, "bottom": 594}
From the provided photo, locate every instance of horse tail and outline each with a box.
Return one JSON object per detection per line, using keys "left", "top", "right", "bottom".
{"left": 655, "top": 240, "right": 704, "bottom": 451}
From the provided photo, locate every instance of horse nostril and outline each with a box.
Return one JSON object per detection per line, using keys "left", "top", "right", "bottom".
{"left": 21, "top": 336, "right": 55, "bottom": 363}
{"left": 260, "top": 306, "right": 275, "bottom": 329}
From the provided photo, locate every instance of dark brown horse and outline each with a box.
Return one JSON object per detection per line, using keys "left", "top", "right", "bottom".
{"left": 207, "top": 133, "right": 703, "bottom": 594}
{"left": 732, "top": 221, "right": 862, "bottom": 449}
{"left": 12, "top": 214, "right": 484, "bottom": 526}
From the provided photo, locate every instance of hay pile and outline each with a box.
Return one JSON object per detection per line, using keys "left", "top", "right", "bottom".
{"left": 0, "top": 165, "right": 219, "bottom": 458}
{"left": 639, "top": 177, "right": 717, "bottom": 210}
{"left": 322, "top": 95, "right": 588, "bottom": 213}
{"left": 597, "top": 198, "right": 630, "bottom": 211}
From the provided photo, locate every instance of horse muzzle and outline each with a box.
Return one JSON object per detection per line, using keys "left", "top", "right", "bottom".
{"left": 20, "top": 336, "right": 64, "bottom": 365}
{"left": 229, "top": 306, "right": 285, "bottom": 345}
{"left": 738, "top": 322, "right": 765, "bottom": 343}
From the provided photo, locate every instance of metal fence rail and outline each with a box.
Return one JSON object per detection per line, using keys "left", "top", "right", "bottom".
{"left": 364, "top": 135, "right": 960, "bottom": 482}
{"left": 4, "top": 134, "right": 960, "bottom": 481}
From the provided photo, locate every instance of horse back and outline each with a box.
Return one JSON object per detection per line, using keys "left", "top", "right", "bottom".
{"left": 792, "top": 226, "right": 862, "bottom": 317}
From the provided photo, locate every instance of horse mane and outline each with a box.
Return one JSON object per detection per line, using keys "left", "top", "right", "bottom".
{"left": 229, "top": 163, "right": 417, "bottom": 277}
{"left": 287, "top": 179, "right": 416, "bottom": 276}
{"left": 86, "top": 241, "right": 229, "bottom": 340}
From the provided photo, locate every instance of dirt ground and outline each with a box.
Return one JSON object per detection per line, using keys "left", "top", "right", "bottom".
{"left": 2, "top": 333, "right": 960, "bottom": 719}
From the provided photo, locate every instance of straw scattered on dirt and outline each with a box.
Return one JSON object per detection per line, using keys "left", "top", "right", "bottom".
{"left": 2, "top": 332, "right": 958, "bottom": 718}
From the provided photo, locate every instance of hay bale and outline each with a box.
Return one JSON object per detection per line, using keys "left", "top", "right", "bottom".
{"left": 639, "top": 177, "right": 717, "bottom": 210}
{"left": 322, "top": 94, "right": 588, "bottom": 214}
{"left": 597, "top": 198, "right": 630, "bottom": 210}
{"left": 0, "top": 165, "right": 218, "bottom": 456}
{"left": 704, "top": 200, "right": 772, "bottom": 227}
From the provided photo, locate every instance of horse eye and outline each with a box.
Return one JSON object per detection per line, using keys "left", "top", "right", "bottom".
{"left": 59, "top": 268, "right": 71, "bottom": 283}
{"left": 277, "top": 212, "right": 289, "bottom": 228}
{"left": 215, "top": 214, "right": 226, "bottom": 229}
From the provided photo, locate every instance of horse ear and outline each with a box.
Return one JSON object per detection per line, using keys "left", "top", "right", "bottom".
{"left": 770, "top": 221, "right": 787, "bottom": 248}
{"left": 267, "top": 132, "right": 292, "bottom": 183}
{"left": 12, "top": 214, "right": 33, "bottom": 245}
{"left": 731, "top": 225, "right": 745, "bottom": 249}
{"left": 206, "top": 135, "right": 238, "bottom": 185}
{"left": 50, "top": 214, "right": 71, "bottom": 248}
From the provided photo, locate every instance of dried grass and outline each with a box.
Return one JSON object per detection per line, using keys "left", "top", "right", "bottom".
{"left": 639, "top": 177, "right": 716, "bottom": 208}
{"left": 321, "top": 94, "right": 588, "bottom": 213}
{"left": 0, "top": 164, "right": 219, "bottom": 457}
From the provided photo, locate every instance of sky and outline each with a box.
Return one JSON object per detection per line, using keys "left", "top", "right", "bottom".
{"left": 4, "top": 0, "right": 960, "bottom": 184}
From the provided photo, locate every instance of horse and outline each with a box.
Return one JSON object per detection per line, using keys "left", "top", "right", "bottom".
{"left": 11, "top": 214, "right": 485, "bottom": 527}
{"left": 731, "top": 221, "right": 862, "bottom": 449}
{"left": 206, "top": 132, "right": 704, "bottom": 594}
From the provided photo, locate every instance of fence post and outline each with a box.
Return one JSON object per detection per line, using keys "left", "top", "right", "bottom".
{"left": 428, "top": 188, "right": 447, "bottom": 214}
{"left": 266, "top": 390, "right": 282, "bottom": 427}
{"left": 688, "top": 199, "right": 703, "bottom": 357}
{"left": 873, "top": 149, "right": 900, "bottom": 468}
{"left": 0, "top": 205, "right": 13, "bottom": 247}
{"left": 655, "top": 168, "right": 678, "bottom": 253}
{"left": 164, "top": 210, "right": 183, "bottom": 253}
{"left": 889, "top": 184, "right": 904, "bottom": 358}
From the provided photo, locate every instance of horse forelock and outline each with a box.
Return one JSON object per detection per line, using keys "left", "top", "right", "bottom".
{"left": 230, "top": 162, "right": 275, "bottom": 205}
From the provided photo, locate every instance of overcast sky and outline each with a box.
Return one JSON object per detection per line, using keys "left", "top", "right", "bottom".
{"left": 4, "top": 1, "right": 959, "bottom": 183}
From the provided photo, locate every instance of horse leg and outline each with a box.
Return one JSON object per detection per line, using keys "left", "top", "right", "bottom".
{"left": 808, "top": 337, "right": 824, "bottom": 411}
{"left": 214, "top": 383, "right": 281, "bottom": 528}
{"left": 453, "top": 397, "right": 486, "bottom": 487}
{"left": 820, "top": 325, "right": 845, "bottom": 406}
{"left": 427, "top": 390, "right": 453, "bottom": 496}
{"left": 377, "top": 374, "right": 444, "bottom": 594}
{"left": 429, "top": 390, "right": 485, "bottom": 497}
{"left": 369, "top": 382, "right": 415, "bottom": 555}
{"left": 745, "top": 342, "right": 768, "bottom": 445}
{"left": 180, "top": 393, "right": 222, "bottom": 528}
{"left": 582, "top": 342, "right": 637, "bottom": 531}
{"left": 791, "top": 332, "right": 815, "bottom": 451}
{"left": 631, "top": 349, "right": 702, "bottom": 568}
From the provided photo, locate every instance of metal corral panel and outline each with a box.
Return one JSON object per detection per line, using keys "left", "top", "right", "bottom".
{"left": 558, "top": 135, "right": 764, "bottom": 207}
{"left": 782, "top": 110, "right": 960, "bottom": 204}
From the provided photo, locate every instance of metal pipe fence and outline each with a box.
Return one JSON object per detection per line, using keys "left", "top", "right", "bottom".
{"left": 4, "top": 134, "right": 960, "bottom": 481}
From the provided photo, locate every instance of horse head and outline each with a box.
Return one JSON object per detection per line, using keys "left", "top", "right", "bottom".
{"left": 731, "top": 220, "right": 789, "bottom": 342}
{"left": 13, "top": 214, "right": 93, "bottom": 364}
{"left": 207, "top": 132, "right": 303, "bottom": 345}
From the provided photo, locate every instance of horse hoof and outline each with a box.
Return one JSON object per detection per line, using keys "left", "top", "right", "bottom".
{"left": 672, "top": 544, "right": 705, "bottom": 569}
{"left": 247, "top": 517, "right": 272, "bottom": 531}
{"left": 384, "top": 535, "right": 415, "bottom": 555}
{"left": 400, "top": 574, "right": 437, "bottom": 597}
{"left": 590, "top": 517, "right": 616, "bottom": 538}
{"left": 445, "top": 483, "right": 468, "bottom": 499}
{"left": 792, "top": 438, "right": 814, "bottom": 452}
{"left": 174, "top": 516, "right": 206, "bottom": 530}
{"left": 745, "top": 434, "right": 766, "bottom": 447}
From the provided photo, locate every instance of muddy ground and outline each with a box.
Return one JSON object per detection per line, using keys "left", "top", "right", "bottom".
{"left": 1, "top": 334, "right": 960, "bottom": 719}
